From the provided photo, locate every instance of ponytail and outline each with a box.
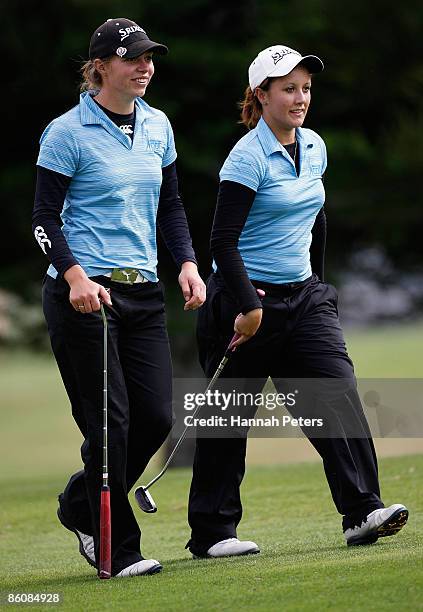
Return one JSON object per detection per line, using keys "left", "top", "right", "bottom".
{"left": 79, "top": 57, "right": 112, "bottom": 92}
{"left": 238, "top": 79, "right": 271, "bottom": 130}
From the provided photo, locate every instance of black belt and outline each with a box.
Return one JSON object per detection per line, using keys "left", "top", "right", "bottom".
{"left": 250, "top": 275, "right": 313, "bottom": 297}
{"left": 213, "top": 270, "right": 313, "bottom": 298}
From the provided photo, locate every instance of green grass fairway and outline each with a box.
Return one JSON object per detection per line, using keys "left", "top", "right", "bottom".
{"left": 1, "top": 323, "right": 422, "bottom": 610}
{"left": 344, "top": 321, "right": 423, "bottom": 377}
{"left": 1, "top": 321, "right": 423, "bottom": 479}
{"left": 1, "top": 455, "right": 422, "bottom": 611}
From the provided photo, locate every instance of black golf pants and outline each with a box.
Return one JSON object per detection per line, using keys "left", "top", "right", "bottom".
{"left": 187, "top": 273, "right": 383, "bottom": 555}
{"left": 43, "top": 275, "right": 172, "bottom": 575}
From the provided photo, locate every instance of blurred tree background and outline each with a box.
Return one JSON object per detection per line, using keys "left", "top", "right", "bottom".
{"left": 1, "top": 0, "right": 422, "bottom": 352}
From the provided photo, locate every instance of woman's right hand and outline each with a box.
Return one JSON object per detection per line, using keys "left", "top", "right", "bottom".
{"left": 64, "top": 265, "right": 112, "bottom": 314}
{"left": 231, "top": 308, "right": 263, "bottom": 348}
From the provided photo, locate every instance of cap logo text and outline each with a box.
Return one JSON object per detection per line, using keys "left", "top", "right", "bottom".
{"left": 271, "top": 48, "right": 300, "bottom": 65}
{"left": 116, "top": 47, "right": 127, "bottom": 57}
{"left": 119, "top": 25, "right": 145, "bottom": 41}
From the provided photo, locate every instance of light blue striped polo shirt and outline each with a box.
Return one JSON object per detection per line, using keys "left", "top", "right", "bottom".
{"left": 37, "top": 92, "right": 177, "bottom": 281}
{"left": 218, "top": 117, "right": 326, "bottom": 284}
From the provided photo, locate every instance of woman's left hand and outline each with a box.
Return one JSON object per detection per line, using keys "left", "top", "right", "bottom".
{"left": 178, "top": 262, "right": 206, "bottom": 310}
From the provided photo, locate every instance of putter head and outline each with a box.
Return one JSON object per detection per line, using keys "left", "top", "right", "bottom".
{"left": 134, "top": 486, "right": 157, "bottom": 513}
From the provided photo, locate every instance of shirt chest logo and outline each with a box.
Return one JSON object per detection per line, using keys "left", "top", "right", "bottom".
{"left": 148, "top": 139, "right": 165, "bottom": 154}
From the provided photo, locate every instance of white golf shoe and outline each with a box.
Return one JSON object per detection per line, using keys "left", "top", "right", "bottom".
{"left": 57, "top": 507, "right": 96, "bottom": 568}
{"left": 76, "top": 530, "right": 96, "bottom": 565}
{"left": 196, "top": 537, "right": 260, "bottom": 558}
{"left": 115, "top": 559, "right": 163, "bottom": 577}
{"left": 344, "top": 503, "right": 409, "bottom": 546}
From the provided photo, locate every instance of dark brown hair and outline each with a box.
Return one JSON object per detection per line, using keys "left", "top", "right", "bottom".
{"left": 238, "top": 78, "right": 272, "bottom": 130}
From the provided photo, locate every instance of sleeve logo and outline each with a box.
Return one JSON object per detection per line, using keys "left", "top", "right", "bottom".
{"left": 34, "top": 226, "right": 52, "bottom": 254}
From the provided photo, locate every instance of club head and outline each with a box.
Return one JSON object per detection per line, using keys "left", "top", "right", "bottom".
{"left": 134, "top": 486, "right": 157, "bottom": 513}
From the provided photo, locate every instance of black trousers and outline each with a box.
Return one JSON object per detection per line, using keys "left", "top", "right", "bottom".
{"left": 187, "top": 273, "right": 383, "bottom": 555}
{"left": 43, "top": 275, "right": 172, "bottom": 575}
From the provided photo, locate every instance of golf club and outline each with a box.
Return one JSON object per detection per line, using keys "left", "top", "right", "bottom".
{"left": 134, "top": 288, "right": 265, "bottom": 513}
{"left": 99, "top": 303, "right": 111, "bottom": 579}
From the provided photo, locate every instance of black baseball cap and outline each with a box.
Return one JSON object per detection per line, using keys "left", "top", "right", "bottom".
{"left": 89, "top": 18, "right": 168, "bottom": 60}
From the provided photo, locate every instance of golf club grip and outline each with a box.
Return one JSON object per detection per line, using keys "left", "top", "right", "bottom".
{"left": 224, "top": 333, "right": 240, "bottom": 356}
{"left": 99, "top": 486, "right": 111, "bottom": 579}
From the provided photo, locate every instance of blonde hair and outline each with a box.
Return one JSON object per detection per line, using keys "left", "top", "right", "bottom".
{"left": 79, "top": 58, "right": 112, "bottom": 92}
{"left": 238, "top": 78, "right": 271, "bottom": 130}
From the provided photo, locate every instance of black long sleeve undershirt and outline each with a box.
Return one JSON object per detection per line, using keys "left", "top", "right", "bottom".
{"left": 32, "top": 167, "right": 76, "bottom": 276}
{"left": 310, "top": 206, "right": 326, "bottom": 282}
{"left": 32, "top": 161, "right": 197, "bottom": 277}
{"left": 211, "top": 181, "right": 262, "bottom": 314}
{"left": 157, "top": 163, "right": 197, "bottom": 268}
{"left": 211, "top": 180, "right": 327, "bottom": 314}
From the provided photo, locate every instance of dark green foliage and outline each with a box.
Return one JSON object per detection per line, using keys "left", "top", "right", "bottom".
{"left": 2, "top": 0, "right": 423, "bottom": 295}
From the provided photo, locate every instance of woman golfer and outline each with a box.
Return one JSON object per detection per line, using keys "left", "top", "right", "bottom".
{"left": 33, "top": 18, "right": 205, "bottom": 577}
{"left": 186, "top": 45, "right": 408, "bottom": 558}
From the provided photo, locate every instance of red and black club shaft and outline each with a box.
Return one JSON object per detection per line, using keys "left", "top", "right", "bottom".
{"left": 134, "top": 288, "right": 265, "bottom": 514}
{"left": 99, "top": 303, "right": 111, "bottom": 579}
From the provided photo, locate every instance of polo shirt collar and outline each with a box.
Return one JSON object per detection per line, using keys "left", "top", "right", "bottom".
{"left": 256, "top": 116, "right": 314, "bottom": 156}
{"left": 79, "top": 91, "right": 147, "bottom": 149}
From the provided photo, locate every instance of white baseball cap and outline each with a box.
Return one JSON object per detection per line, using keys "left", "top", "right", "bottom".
{"left": 248, "top": 45, "right": 324, "bottom": 90}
